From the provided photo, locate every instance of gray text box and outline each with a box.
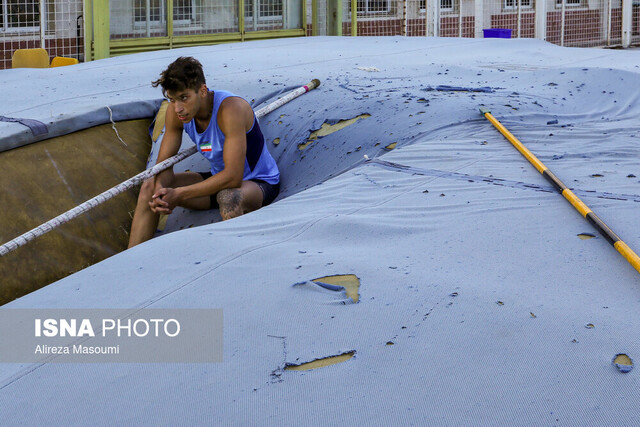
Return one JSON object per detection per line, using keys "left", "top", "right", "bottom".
{"left": 0, "top": 309, "right": 223, "bottom": 363}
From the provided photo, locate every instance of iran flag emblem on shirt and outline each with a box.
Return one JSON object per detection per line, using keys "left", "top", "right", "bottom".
{"left": 200, "top": 142, "right": 212, "bottom": 152}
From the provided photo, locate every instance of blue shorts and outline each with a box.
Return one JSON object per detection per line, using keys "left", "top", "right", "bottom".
{"left": 198, "top": 172, "right": 280, "bottom": 209}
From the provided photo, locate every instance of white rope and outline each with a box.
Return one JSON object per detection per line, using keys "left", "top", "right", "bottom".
{"left": 106, "top": 105, "right": 128, "bottom": 147}
{"left": 0, "top": 79, "right": 320, "bottom": 256}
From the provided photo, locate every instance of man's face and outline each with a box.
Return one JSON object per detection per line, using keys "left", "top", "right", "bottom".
{"left": 166, "top": 85, "right": 206, "bottom": 123}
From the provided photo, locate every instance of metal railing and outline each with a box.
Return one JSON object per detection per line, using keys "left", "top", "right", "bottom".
{"left": 308, "top": 0, "right": 640, "bottom": 47}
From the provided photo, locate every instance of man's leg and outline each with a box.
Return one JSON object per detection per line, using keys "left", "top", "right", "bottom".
{"left": 217, "top": 180, "right": 264, "bottom": 221}
{"left": 128, "top": 172, "right": 210, "bottom": 248}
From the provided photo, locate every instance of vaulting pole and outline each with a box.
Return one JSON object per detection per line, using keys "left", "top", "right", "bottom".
{"left": 480, "top": 107, "right": 640, "bottom": 274}
{"left": 0, "top": 79, "right": 321, "bottom": 256}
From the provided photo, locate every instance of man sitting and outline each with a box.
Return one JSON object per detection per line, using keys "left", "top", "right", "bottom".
{"left": 128, "top": 56, "right": 280, "bottom": 248}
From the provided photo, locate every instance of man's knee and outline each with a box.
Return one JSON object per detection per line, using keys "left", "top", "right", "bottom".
{"left": 217, "top": 188, "right": 243, "bottom": 220}
{"left": 139, "top": 179, "right": 155, "bottom": 201}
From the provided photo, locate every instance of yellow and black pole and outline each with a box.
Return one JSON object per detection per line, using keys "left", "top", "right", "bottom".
{"left": 480, "top": 107, "right": 640, "bottom": 274}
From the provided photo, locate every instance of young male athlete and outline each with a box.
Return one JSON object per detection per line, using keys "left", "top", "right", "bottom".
{"left": 128, "top": 56, "right": 280, "bottom": 248}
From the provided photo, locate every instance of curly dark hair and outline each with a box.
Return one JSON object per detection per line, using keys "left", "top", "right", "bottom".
{"left": 152, "top": 56, "right": 206, "bottom": 96}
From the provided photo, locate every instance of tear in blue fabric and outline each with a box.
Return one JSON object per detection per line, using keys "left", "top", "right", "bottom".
{"left": 292, "top": 280, "right": 345, "bottom": 292}
{"left": 423, "top": 85, "right": 495, "bottom": 93}
{"left": 311, "top": 281, "right": 345, "bottom": 292}
{"left": 0, "top": 116, "right": 48, "bottom": 136}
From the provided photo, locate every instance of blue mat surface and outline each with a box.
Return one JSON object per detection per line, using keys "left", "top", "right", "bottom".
{"left": 1, "top": 37, "right": 639, "bottom": 425}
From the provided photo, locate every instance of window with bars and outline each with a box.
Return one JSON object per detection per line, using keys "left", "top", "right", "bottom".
{"left": 1, "top": 0, "right": 40, "bottom": 32}
{"left": 504, "top": 0, "right": 533, "bottom": 9}
{"left": 555, "top": 0, "right": 582, "bottom": 6}
{"left": 245, "top": 0, "right": 283, "bottom": 20}
{"left": 350, "top": 0, "right": 391, "bottom": 14}
{"left": 440, "top": 0, "right": 453, "bottom": 11}
{"left": 419, "top": 0, "right": 456, "bottom": 12}
{"left": 174, "top": 0, "right": 194, "bottom": 21}
{"left": 134, "top": 0, "right": 195, "bottom": 25}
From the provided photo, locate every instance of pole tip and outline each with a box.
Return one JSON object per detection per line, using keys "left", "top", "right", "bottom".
{"left": 311, "top": 79, "right": 321, "bottom": 89}
{"left": 479, "top": 107, "right": 491, "bottom": 115}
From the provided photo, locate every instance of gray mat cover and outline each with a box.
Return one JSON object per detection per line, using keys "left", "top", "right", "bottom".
{"left": 1, "top": 37, "right": 639, "bottom": 425}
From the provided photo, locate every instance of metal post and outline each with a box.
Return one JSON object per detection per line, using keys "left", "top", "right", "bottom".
{"left": 622, "top": 0, "right": 632, "bottom": 47}
{"left": 475, "top": 0, "right": 484, "bottom": 38}
{"left": 39, "top": 0, "right": 45, "bottom": 48}
{"left": 427, "top": 0, "right": 439, "bottom": 36}
{"left": 167, "top": 0, "right": 174, "bottom": 47}
{"left": 351, "top": 0, "right": 357, "bottom": 36}
{"left": 426, "top": 0, "right": 430, "bottom": 37}
{"left": 517, "top": 0, "right": 521, "bottom": 38}
{"left": 560, "top": 0, "right": 566, "bottom": 46}
{"left": 252, "top": 0, "right": 258, "bottom": 31}
{"left": 435, "top": 0, "right": 440, "bottom": 37}
{"left": 83, "top": 0, "right": 93, "bottom": 62}
{"left": 534, "top": 0, "right": 546, "bottom": 40}
{"left": 93, "top": 0, "right": 110, "bottom": 60}
{"left": 403, "top": 0, "right": 408, "bottom": 36}
{"left": 312, "top": 0, "right": 318, "bottom": 35}
{"left": 458, "top": 0, "right": 462, "bottom": 37}
{"left": 145, "top": 0, "right": 151, "bottom": 37}
{"left": 283, "top": 0, "right": 287, "bottom": 29}
{"left": 336, "top": 0, "right": 343, "bottom": 36}
{"left": 1, "top": 0, "right": 6, "bottom": 32}
{"left": 607, "top": 0, "right": 612, "bottom": 46}
{"left": 302, "top": 0, "right": 308, "bottom": 34}
{"left": 326, "top": 0, "right": 342, "bottom": 36}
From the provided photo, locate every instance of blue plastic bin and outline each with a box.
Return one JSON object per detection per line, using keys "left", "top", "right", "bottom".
{"left": 483, "top": 28, "right": 512, "bottom": 38}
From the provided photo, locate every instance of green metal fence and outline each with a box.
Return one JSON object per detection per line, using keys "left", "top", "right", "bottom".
{"left": 89, "top": 0, "right": 306, "bottom": 60}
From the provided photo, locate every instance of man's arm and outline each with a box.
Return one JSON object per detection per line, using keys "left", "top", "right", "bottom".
{"left": 148, "top": 103, "right": 184, "bottom": 214}
{"left": 154, "top": 105, "right": 184, "bottom": 189}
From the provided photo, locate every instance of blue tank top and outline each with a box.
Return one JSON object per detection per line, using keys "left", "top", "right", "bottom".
{"left": 183, "top": 90, "right": 280, "bottom": 185}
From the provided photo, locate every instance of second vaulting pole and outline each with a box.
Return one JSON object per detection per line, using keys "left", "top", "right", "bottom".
{"left": 480, "top": 107, "right": 640, "bottom": 274}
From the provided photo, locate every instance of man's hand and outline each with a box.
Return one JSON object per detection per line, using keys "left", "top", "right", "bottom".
{"left": 149, "top": 187, "right": 182, "bottom": 214}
